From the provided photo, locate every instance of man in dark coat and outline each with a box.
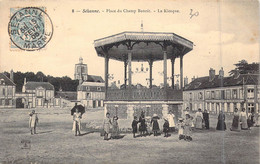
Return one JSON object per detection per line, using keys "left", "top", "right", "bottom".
{"left": 203, "top": 109, "right": 210, "bottom": 129}
{"left": 132, "top": 116, "right": 138, "bottom": 138}
{"left": 139, "top": 111, "right": 147, "bottom": 137}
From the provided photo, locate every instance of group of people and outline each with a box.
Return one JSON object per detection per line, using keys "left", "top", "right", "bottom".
{"left": 28, "top": 105, "right": 259, "bottom": 140}
{"left": 102, "top": 112, "right": 120, "bottom": 140}
{"left": 131, "top": 111, "right": 176, "bottom": 138}
{"left": 131, "top": 110, "right": 193, "bottom": 141}
{"left": 230, "top": 107, "right": 257, "bottom": 131}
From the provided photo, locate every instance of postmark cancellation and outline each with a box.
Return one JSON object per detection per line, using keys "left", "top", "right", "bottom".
{"left": 8, "top": 7, "right": 53, "bottom": 51}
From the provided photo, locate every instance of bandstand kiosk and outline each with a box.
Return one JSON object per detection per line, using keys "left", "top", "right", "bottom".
{"left": 94, "top": 31, "right": 193, "bottom": 120}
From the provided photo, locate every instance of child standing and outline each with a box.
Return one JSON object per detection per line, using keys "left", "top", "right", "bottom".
{"left": 163, "top": 118, "right": 169, "bottom": 137}
{"left": 151, "top": 114, "right": 160, "bottom": 136}
{"left": 103, "top": 112, "right": 112, "bottom": 140}
{"left": 132, "top": 116, "right": 138, "bottom": 138}
{"left": 177, "top": 118, "right": 185, "bottom": 140}
{"left": 184, "top": 114, "right": 193, "bottom": 141}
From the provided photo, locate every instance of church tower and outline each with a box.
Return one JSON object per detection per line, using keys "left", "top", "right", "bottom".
{"left": 74, "top": 57, "right": 88, "bottom": 82}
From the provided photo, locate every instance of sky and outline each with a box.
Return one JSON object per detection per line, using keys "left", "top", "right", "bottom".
{"left": 0, "top": 0, "right": 259, "bottom": 86}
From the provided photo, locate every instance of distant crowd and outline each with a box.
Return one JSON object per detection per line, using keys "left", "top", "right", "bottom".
{"left": 28, "top": 105, "right": 260, "bottom": 141}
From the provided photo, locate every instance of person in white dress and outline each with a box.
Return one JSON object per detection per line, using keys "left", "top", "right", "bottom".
{"left": 195, "top": 108, "right": 203, "bottom": 129}
{"left": 72, "top": 108, "right": 82, "bottom": 136}
{"left": 240, "top": 108, "right": 248, "bottom": 130}
{"left": 167, "top": 110, "right": 176, "bottom": 132}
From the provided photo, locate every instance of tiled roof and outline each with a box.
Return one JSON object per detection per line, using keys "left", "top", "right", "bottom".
{"left": 55, "top": 91, "right": 77, "bottom": 100}
{"left": 86, "top": 75, "right": 104, "bottom": 83}
{"left": 25, "top": 82, "right": 54, "bottom": 90}
{"left": 0, "top": 73, "right": 15, "bottom": 86}
{"left": 184, "top": 74, "right": 259, "bottom": 91}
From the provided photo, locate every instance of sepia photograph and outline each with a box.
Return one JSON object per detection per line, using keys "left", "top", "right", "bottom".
{"left": 0, "top": 0, "right": 259, "bottom": 163}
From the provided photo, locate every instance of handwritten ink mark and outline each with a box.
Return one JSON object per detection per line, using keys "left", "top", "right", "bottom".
{"left": 190, "top": 9, "right": 199, "bottom": 19}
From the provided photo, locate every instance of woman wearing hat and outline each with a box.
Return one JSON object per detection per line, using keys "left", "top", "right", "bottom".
{"left": 195, "top": 108, "right": 203, "bottom": 129}
{"left": 151, "top": 114, "right": 160, "bottom": 136}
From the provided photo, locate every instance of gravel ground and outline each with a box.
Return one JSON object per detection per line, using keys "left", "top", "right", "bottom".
{"left": 0, "top": 108, "right": 259, "bottom": 164}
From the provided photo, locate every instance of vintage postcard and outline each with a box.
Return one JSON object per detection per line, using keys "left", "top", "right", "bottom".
{"left": 0, "top": 0, "right": 259, "bottom": 163}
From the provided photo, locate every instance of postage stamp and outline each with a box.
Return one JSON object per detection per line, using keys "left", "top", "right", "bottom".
{"left": 8, "top": 7, "right": 53, "bottom": 51}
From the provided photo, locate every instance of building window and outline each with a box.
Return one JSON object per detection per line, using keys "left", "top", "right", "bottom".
{"left": 0, "top": 99, "right": 2, "bottom": 105}
{"left": 37, "top": 99, "right": 42, "bottom": 106}
{"left": 0, "top": 79, "right": 5, "bottom": 85}
{"left": 227, "top": 103, "right": 230, "bottom": 112}
{"left": 8, "top": 88, "right": 12, "bottom": 95}
{"left": 221, "top": 90, "right": 225, "bottom": 99}
{"left": 77, "top": 66, "right": 81, "bottom": 73}
{"left": 257, "top": 88, "right": 260, "bottom": 99}
{"left": 211, "top": 103, "right": 214, "bottom": 111}
{"left": 5, "top": 99, "right": 9, "bottom": 105}
{"left": 198, "top": 92, "right": 203, "bottom": 100}
{"left": 3, "top": 88, "right": 6, "bottom": 96}
{"left": 232, "top": 89, "right": 238, "bottom": 99}
{"left": 189, "top": 93, "right": 192, "bottom": 100}
{"left": 239, "top": 89, "right": 244, "bottom": 99}
{"left": 226, "top": 90, "right": 231, "bottom": 99}
{"left": 211, "top": 91, "right": 215, "bottom": 99}
{"left": 37, "top": 91, "right": 43, "bottom": 97}
{"left": 247, "top": 89, "right": 254, "bottom": 99}
{"left": 86, "top": 93, "right": 91, "bottom": 99}
{"left": 47, "top": 91, "right": 51, "bottom": 98}
{"left": 97, "top": 87, "right": 101, "bottom": 91}
{"left": 248, "top": 103, "right": 254, "bottom": 113}
{"left": 216, "top": 91, "right": 220, "bottom": 99}
{"left": 206, "top": 91, "right": 210, "bottom": 99}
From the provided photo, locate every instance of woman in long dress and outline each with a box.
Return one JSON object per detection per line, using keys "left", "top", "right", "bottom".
{"left": 111, "top": 116, "right": 119, "bottom": 139}
{"left": 240, "top": 108, "right": 248, "bottom": 130}
{"left": 184, "top": 114, "right": 192, "bottom": 141}
{"left": 230, "top": 108, "right": 240, "bottom": 131}
{"left": 216, "top": 110, "right": 226, "bottom": 131}
{"left": 195, "top": 108, "right": 203, "bottom": 129}
{"left": 151, "top": 114, "right": 160, "bottom": 136}
{"left": 167, "top": 110, "right": 175, "bottom": 132}
{"left": 203, "top": 109, "right": 210, "bottom": 129}
{"left": 103, "top": 112, "right": 112, "bottom": 140}
{"left": 139, "top": 111, "right": 147, "bottom": 136}
{"left": 72, "top": 108, "right": 82, "bottom": 136}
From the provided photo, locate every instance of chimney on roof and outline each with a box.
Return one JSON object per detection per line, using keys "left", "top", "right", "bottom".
{"left": 184, "top": 76, "right": 189, "bottom": 86}
{"left": 209, "top": 68, "right": 215, "bottom": 82}
{"left": 218, "top": 67, "right": 224, "bottom": 79}
{"left": 191, "top": 76, "right": 195, "bottom": 82}
{"left": 10, "top": 69, "right": 14, "bottom": 82}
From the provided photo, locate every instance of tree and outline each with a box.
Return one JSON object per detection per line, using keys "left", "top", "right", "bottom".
{"left": 229, "top": 60, "right": 259, "bottom": 76}
{"left": 3, "top": 71, "right": 79, "bottom": 92}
